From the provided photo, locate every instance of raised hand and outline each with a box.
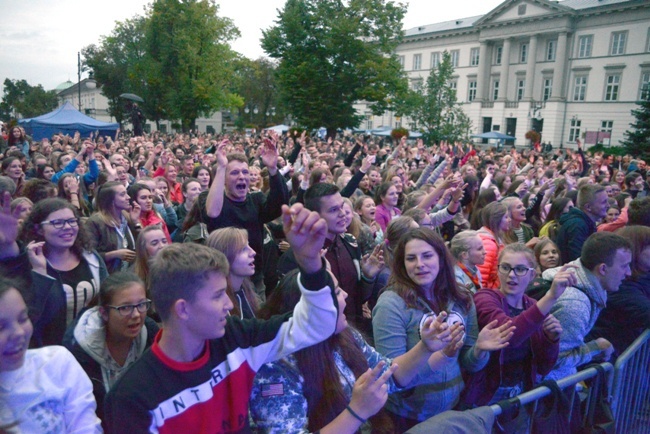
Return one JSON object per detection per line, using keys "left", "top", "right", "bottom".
{"left": 260, "top": 138, "right": 279, "bottom": 174}
{"left": 543, "top": 314, "right": 562, "bottom": 341}
{"left": 420, "top": 311, "right": 454, "bottom": 353}
{"left": 282, "top": 203, "right": 327, "bottom": 274}
{"left": 361, "top": 154, "right": 375, "bottom": 173}
{"left": 476, "top": 320, "right": 515, "bottom": 352}
{"left": 361, "top": 244, "right": 384, "bottom": 279}
{"left": 26, "top": 241, "right": 48, "bottom": 275}
{"left": 216, "top": 139, "right": 229, "bottom": 169}
{"left": 348, "top": 361, "right": 398, "bottom": 421}
{"left": 129, "top": 202, "right": 142, "bottom": 222}
{"left": 548, "top": 264, "right": 578, "bottom": 300}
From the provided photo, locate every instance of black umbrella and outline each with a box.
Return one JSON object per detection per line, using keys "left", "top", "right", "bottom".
{"left": 120, "top": 93, "right": 144, "bottom": 103}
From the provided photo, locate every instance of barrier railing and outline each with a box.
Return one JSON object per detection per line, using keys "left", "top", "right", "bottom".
{"left": 611, "top": 329, "right": 650, "bottom": 434}
{"left": 490, "top": 362, "right": 613, "bottom": 421}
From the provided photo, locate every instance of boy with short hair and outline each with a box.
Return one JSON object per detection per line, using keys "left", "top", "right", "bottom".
{"left": 104, "top": 203, "right": 338, "bottom": 433}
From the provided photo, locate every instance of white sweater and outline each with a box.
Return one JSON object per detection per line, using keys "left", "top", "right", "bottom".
{"left": 0, "top": 346, "right": 101, "bottom": 433}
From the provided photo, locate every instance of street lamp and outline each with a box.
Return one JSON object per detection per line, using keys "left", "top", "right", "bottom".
{"left": 244, "top": 105, "right": 258, "bottom": 123}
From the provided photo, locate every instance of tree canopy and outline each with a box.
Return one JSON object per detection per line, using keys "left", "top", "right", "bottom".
{"left": 0, "top": 79, "right": 59, "bottom": 122}
{"left": 622, "top": 98, "right": 650, "bottom": 162}
{"left": 262, "top": 0, "right": 408, "bottom": 137}
{"left": 394, "top": 51, "right": 471, "bottom": 145}
{"left": 83, "top": 0, "right": 242, "bottom": 131}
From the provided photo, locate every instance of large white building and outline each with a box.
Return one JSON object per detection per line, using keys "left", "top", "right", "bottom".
{"left": 360, "top": 0, "right": 650, "bottom": 147}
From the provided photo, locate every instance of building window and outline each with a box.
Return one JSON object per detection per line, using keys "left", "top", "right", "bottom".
{"left": 470, "top": 48, "right": 480, "bottom": 66}
{"left": 366, "top": 114, "right": 373, "bottom": 130}
{"left": 520, "top": 43, "right": 528, "bottom": 63}
{"left": 492, "top": 80, "right": 500, "bottom": 101}
{"left": 449, "top": 80, "right": 458, "bottom": 92}
{"left": 647, "top": 28, "right": 650, "bottom": 52}
{"left": 398, "top": 55, "right": 405, "bottom": 69}
{"left": 578, "top": 35, "right": 593, "bottom": 58}
{"left": 543, "top": 78, "right": 553, "bottom": 101}
{"left": 517, "top": 79, "right": 525, "bottom": 101}
{"left": 450, "top": 50, "right": 459, "bottom": 68}
{"left": 494, "top": 46, "right": 503, "bottom": 65}
{"left": 573, "top": 76, "right": 588, "bottom": 101}
{"left": 518, "top": 4, "right": 526, "bottom": 15}
{"left": 639, "top": 72, "right": 650, "bottom": 101}
{"left": 546, "top": 40, "right": 557, "bottom": 61}
{"left": 411, "top": 79, "right": 423, "bottom": 91}
{"left": 610, "top": 31, "right": 627, "bottom": 56}
{"left": 413, "top": 54, "right": 422, "bottom": 70}
{"left": 605, "top": 74, "right": 621, "bottom": 101}
{"left": 468, "top": 80, "right": 477, "bottom": 101}
{"left": 569, "top": 118, "right": 581, "bottom": 143}
{"left": 431, "top": 52, "right": 440, "bottom": 69}
{"left": 601, "top": 120, "right": 613, "bottom": 134}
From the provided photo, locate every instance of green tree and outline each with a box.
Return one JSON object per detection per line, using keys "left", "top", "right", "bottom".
{"left": 232, "top": 58, "right": 285, "bottom": 128}
{"left": 0, "top": 79, "right": 59, "bottom": 121}
{"left": 146, "top": 0, "right": 242, "bottom": 131}
{"left": 262, "top": 0, "right": 408, "bottom": 137}
{"left": 395, "top": 51, "right": 472, "bottom": 144}
{"left": 83, "top": 16, "right": 150, "bottom": 126}
{"left": 622, "top": 98, "right": 650, "bottom": 161}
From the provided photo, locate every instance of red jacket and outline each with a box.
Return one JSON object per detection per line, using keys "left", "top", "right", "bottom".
{"left": 463, "top": 289, "right": 559, "bottom": 406}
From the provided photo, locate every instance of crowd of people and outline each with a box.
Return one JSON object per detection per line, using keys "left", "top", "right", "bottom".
{"left": 1, "top": 124, "right": 649, "bottom": 433}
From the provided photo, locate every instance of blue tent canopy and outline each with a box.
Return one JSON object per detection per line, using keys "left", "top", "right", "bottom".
{"left": 19, "top": 102, "right": 119, "bottom": 140}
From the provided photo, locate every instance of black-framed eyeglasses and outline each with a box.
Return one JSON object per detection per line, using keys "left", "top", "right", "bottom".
{"left": 40, "top": 218, "right": 79, "bottom": 229}
{"left": 498, "top": 264, "right": 535, "bottom": 276}
{"left": 107, "top": 300, "right": 152, "bottom": 317}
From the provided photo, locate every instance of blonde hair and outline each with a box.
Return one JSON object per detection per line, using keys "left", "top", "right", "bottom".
{"left": 206, "top": 227, "right": 260, "bottom": 317}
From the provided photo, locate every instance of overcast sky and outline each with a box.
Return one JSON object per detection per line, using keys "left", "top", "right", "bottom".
{"left": 0, "top": 0, "right": 504, "bottom": 93}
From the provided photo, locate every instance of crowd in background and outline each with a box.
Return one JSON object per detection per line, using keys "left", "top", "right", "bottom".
{"left": 1, "top": 123, "right": 649, "bottom": 433}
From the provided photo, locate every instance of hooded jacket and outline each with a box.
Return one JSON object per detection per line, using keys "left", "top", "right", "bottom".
{"left": 63, "top": 307, "right": 159, "bottom": 421}
{"left": 589, "top": 272, "right": 650, "bottom": 357}
{"left": 543, "top": 259, "right": 606, "bottom": 380}
{"left": 555, "top": 207, "right": 597, "bottom": 263}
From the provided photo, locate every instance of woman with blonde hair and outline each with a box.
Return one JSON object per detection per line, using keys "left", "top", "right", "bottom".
{"left": 85, "top": 181, "right": 138, "bottom": 274}
{"left": 132, "top": 225, "right": 169, "bottom": 287}
{"left": 206, "top": 227, "right": 260, "bottom": 318}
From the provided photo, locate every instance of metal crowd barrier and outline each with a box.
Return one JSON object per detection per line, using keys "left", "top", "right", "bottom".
{"left": 489, "top": 362, "right": 613, "bottom": 423}
{"left": 611, "top": 329, "right": 650, "bottom": 434}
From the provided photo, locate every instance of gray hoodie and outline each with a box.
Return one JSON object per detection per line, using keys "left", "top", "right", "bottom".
{"left": 73, "top": 307, "right": 148, "bottom": 392}
{"left": 542, "top": 259, "right": 606, "bottom": 381}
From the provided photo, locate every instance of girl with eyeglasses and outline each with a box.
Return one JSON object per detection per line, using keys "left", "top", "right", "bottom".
{"left": 18, "top": 198, "right": 108, "bottom": 346}
{"left": 464, "top": 243, "right": 573, "bottom": 429}
{"left": 63, "top": 272, "right": 159, "bottom": 426}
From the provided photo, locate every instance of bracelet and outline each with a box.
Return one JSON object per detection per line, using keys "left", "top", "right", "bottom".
{"left": 346, "top": 405, "right": 366, "bottom": 424}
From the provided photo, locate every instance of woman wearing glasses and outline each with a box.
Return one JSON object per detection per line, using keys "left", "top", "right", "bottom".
{"left": 464, "top": 243, "right": 572, "bottom": 428}
{"left": 19, "top": 198, "right": 108, "bottom": 346}
{"left": 64, "top": 272, "right": 158, "bottom": 425}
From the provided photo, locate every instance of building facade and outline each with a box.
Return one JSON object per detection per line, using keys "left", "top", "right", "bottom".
{"left": 56, "top": 80, "right": 225, "bottom": 134}
{"left": 359, "top": 0, "right": 650, "bottom": 147}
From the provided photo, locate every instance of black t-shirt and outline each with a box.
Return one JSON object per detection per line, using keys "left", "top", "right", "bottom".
{"left": 48, "top": 257, "right": 98, "bottom": 325}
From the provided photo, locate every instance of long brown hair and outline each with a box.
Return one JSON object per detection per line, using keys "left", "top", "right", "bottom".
{"left": 205, "top": 227, "right": 260, "bottom": 318}
{"left": 258, "top": 270, "right": 392, "bottom": 433}
{"left": 389, "top": 227, "right": 471, "bottom": 312}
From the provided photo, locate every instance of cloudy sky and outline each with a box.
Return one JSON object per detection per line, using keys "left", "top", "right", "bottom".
{"left": 1, "top": 0, "right": 504, "bottom": 92}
